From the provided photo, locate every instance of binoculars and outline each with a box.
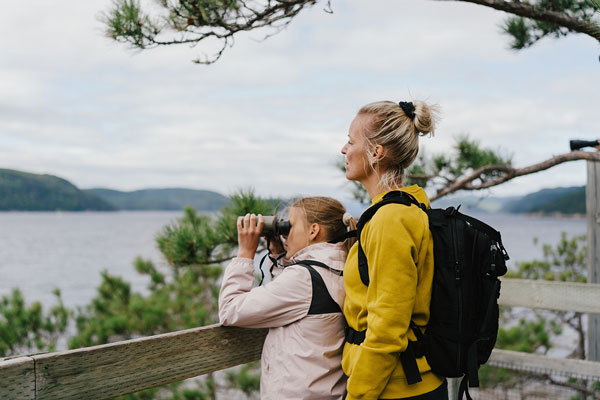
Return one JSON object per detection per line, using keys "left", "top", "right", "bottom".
{"left": 570, "top": 139, "right": 599, "bottom": 151}
{"left": 261, "top": 216, "right": 291, "bottom": 237}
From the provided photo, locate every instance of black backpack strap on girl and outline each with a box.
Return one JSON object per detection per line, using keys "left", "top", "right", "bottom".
{"left": 294, "top": 260, "right": 342, "bottom": 315}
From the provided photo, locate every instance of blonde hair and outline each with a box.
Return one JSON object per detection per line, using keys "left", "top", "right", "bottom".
{"left": 292, "top": 197, "right": 357, "bottom": 252}
{"left": 358, "top": 100, "right": 440, "bottom": 190}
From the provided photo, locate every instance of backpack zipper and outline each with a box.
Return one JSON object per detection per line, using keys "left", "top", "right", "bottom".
{"left": 453, "top": 218, "right": 463, "bottom": 373}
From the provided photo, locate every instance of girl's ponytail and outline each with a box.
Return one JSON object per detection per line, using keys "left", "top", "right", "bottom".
{"left": 342, "top": 212, "right": 357, "bottom": 252}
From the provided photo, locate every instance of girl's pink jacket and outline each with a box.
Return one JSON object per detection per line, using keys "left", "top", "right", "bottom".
{"left": 218, "top": 242, "right": 348, "bottom": 400}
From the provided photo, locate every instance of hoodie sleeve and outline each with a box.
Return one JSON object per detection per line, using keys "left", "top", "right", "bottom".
{"left": 218, "top": 257, "right": 313, "bottom": 328}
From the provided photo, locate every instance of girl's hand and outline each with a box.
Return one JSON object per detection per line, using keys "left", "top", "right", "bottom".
{"left": 237, "top": 213, "right": 264, "bottom": 259}
{"left": 266, "top": 235, "right": 285, "bottom": 255}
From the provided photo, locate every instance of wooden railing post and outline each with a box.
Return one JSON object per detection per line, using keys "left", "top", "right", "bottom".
{"left": 0, "top": 356, "right": 35, "bottom": 399}
{"left": 587, "top": 160, "right": 600, "bottom": 363}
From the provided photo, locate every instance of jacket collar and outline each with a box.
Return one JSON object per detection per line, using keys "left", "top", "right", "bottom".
{"left": 288, "top": 242, "right": 347, "bottom": 272}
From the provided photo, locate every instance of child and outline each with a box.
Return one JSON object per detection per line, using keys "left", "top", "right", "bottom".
{"left": 218, "top": 197, "right": 356, "bottom": 400}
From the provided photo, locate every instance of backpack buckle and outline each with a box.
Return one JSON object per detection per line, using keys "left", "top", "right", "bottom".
{"left": 499, "top": 243, "right": 510, "bottom": 260}
{"left": 444, "top": 206, "right": 459, "bottom": 216}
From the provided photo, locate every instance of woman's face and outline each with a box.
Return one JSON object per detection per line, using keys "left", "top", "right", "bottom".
{"left": 341, "top": 113, "right": 371, "bottom": 182}
{"left": 282, "top": 206, "right": 311, "bottom": 258}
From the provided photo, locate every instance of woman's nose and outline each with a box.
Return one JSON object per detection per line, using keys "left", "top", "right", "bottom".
{"left": 341, "top": 144, "right": 347, "bottom": 154}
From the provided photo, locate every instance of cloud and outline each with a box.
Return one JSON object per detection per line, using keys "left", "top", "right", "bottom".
{"left": 0, "top": 0, "right": 597, "bottom": 200}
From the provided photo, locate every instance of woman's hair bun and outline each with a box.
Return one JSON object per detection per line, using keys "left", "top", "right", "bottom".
{"left": 412, "top": 101, "right": 440, "bottom": 137}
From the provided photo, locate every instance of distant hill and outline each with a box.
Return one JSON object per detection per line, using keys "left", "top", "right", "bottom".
{"left": 0, "top": 168, "right": 585, "bottom": 214}
{"left": 85, "top": 188, "right": 229, "bottom": 211}
{"left": 503, "top": 186, "right": 585, "bottom": 214}
{"left": 526, "top": 187, "right": 585, "bottom": 214}
{"left": 431, "top": 186, "right": 585, "bottom": 216}
{"left": 0, "top": 169, "right": 114, "bottom": 211}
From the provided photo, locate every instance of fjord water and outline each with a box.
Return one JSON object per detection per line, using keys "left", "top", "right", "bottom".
{"left": 0, "top": 211, "right": 587, "bottom": 308}
{"left": 0, "top": 211, "right": 182, "bottom": 307}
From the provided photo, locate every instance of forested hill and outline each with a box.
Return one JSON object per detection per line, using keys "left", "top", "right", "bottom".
{"left": 432, "top": 186, "right": 585, "bottom": 215}
{"left": 0, "top": 169, "right": 114, "bottom": 211}
{"left": 0, "top": 169, "right": 228, "bottom": 211}
{"left": 85, "top": 188, "right": 228, "bottom": 211}
{"left": 503, "top": 186, "right": 585, "bottom": 215}
{"left": 0, "top": 168, "right": 584, "bottom": 214}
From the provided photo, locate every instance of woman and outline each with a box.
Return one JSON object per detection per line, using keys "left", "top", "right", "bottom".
{"left": 218, "top": 197, "right": 357, "bottom": 400}
{"left": 340, "top": 100, "right": 447, "bottom": 399}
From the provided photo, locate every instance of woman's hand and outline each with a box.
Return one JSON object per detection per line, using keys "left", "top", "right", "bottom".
{"left": 237, "top": 213, "right": 264, "bottom": 259}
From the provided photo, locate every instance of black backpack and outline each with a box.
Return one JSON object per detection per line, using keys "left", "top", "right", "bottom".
{"left": 346, "top": 190, "right": 509, "bottom": 400}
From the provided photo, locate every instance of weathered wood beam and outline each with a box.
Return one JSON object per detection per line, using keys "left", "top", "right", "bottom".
{"left": 33, "top": 324, "right": 267, "bottom": 400}
{"left": 489, "top": 349, "right": 600, "bottom": 381}
{"left": 499, "top": 278, "right": 600, "bottom": 314}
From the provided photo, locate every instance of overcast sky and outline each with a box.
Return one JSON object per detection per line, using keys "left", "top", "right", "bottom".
{"left": 1, "top": 1, "right": 598, "bottom": 202}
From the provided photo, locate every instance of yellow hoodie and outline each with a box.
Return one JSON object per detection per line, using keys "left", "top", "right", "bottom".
{"left": 342, "top": 186, "right": 443, "bottom": 399}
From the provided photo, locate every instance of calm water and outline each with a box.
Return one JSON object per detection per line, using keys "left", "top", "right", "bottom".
{"left": 0, "top": 211, "right": 183, "bottom": 307}
{"left": 0, "top": 211, "right": 587, "bottom": 308}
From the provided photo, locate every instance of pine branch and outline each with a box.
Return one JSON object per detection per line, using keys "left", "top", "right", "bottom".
{"left": 431, "top": 150, "right": 600, "bottom": 201}
{"left": 547, "top": 376, "right": 600, "bottom": 399}
{"left": 104, "top": 0, "right": 319, "bottom": 63}
{"left": 436, "top": 0, "right": 600, "bottom": 43}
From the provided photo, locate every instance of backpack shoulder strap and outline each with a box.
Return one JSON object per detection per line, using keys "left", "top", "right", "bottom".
{"left": 356, "top": 191, "right": 425, "bottom": 286}
{"left": 294, "top": 260, "right": 342, "bottom": 315}
{"left": 298, "top": 259, "right": 343, "bottom": 276}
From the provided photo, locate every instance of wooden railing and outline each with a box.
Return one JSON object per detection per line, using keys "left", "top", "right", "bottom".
{"left": 2, "top": 278, "right": 600, "bottom": 399}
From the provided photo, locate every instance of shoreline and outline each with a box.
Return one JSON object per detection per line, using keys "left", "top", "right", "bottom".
{"left": 523, "top": 211, "right": 586, "bottom": 219}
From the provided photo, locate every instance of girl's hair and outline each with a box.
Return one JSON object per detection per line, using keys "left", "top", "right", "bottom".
{"left": 358, "top": 100, "right": 440, "bottom": 190}
{"left": 292, "top": 196, "right": 357, "bottom": 252}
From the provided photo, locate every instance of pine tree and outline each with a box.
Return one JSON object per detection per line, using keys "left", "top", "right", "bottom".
{"left": 101, "top": 0, "right": 600, "bottom": 63}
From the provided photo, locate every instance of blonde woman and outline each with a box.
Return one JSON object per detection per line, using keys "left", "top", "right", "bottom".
{"left": 341, "top": 101, "right": 447, "bottom": 400}
{"left": 219, "top": 197, "right": 357, "bottom": 400}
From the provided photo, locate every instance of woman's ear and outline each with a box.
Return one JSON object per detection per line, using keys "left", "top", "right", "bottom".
{"left": 309, "top": 223, "right": 321, "bottom": 242}
{"left": 372, "top": 144, "right": 385, "bottom": 162}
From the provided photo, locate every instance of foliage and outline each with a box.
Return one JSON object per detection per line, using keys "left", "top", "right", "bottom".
{"left": 506, "top": 233, "right": 587, "bottom": 283}
{"left": 503, "top": 0, "right": 600, "bottom": 49}
{"left": 496, "top": 316, "right": 557, "bottom": 353}
{"left": 101, "top": 0, "right": 599, "bottom": 64}
{"left": 102, "top": 0, "right": 320, "bottom": 63}
{"left": 413, "top": 134, "right": 512, "bottom": 188}
{"left": 0, "top": 288, "right": 70, "bottom": 357}
{"left": 226, "top": 362, "right": 261, "bottom": 396}
{"left": 116, "top": 380, "right": 214, "bottom": 400}
{"left": 339, "top": 135, "right": 512, "bottom": 204}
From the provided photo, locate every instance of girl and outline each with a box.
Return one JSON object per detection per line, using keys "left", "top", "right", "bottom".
{"left": 340, "top": 100, "right": 447, "bottom": 399}
{"left": 218, "top": 197, "right": 356, "bottom": 400}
